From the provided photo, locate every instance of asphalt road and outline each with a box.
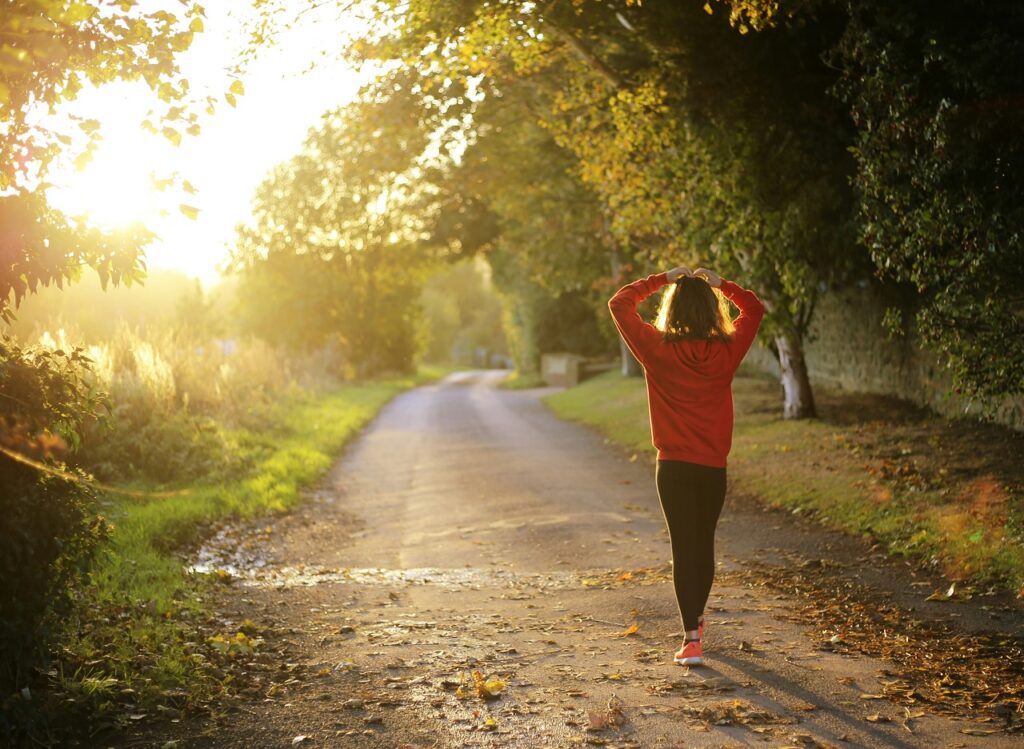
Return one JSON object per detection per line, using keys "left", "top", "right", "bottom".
{"left": 124, "top": 370, "right": 1023, "bottom": 749}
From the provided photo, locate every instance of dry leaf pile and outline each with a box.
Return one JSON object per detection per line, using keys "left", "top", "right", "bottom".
{"left": 679, "top": 698, "right": 796, "bottom": 731}
{"left": 736, "top": 560, "right": 1024, "bottom": 732}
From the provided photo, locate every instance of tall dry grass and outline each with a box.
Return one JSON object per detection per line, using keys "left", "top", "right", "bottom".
{"left": 30, "top": 322, "right": 347, "bottom": 483}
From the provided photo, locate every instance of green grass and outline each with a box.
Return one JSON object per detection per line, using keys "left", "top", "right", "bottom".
{"left": 57, "top": 368, "right": 446, "bottom": 723}
{"left": 498, "top": 370, "right": 548, "bottom": 390}
{"left": 545, "top": 370, "right": 1024, "bottom": 597}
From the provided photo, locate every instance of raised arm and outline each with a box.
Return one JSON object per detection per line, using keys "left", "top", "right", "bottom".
{"left": 719, "top": 279, "right": 765, "bottom": 366}
{"left": 608, "top": 272, "right": 671, "bottom": 367}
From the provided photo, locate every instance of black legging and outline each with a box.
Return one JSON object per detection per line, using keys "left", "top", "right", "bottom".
{"left": 655, "top": 459, "right": 727, "bottom": 632}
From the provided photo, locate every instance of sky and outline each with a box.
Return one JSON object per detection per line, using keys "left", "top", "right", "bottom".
{"left": 46, "top": 2, "right": 372, "bottom": 288}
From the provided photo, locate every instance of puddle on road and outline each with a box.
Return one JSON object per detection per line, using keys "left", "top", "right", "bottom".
{"left": 188, "top": 509, "right": 669, "bottom": 592}
{"left": 190, "top": 560, "right": 583, "bottom": 591}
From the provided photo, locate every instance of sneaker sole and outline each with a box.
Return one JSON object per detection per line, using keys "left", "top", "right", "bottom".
{"left": 673, "top": 655, "right": 704, "bottom": 666}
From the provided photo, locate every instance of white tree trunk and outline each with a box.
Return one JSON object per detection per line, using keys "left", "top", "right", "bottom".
{"left": 775, "top": 333, "right": 817, "bottom": 419}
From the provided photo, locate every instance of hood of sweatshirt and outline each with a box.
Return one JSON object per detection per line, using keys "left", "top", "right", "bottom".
{"left": 664, "top": 339, "right": 732, "bottom": 380}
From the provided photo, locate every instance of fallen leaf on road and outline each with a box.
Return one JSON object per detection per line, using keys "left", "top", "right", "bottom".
{"left": 456, "top": 670, "right": 505, "bottom": 700}
{"left": 865, "top": 713, "right": 890, "bottom": 723}
{"left": 587, "top": 696, "right": 626, "bottom": 732}
{"left": 926, "top": 583, "right": 957, "bottom": 601}
{"left": 618, "top": 623, "right": 639, "bottom": 637}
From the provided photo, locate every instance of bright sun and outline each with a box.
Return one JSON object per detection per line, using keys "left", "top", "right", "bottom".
{"left": 51, "top": 127, "right": 166, "bottom": 231}
{"left": 43, "top": 4, "right": 370, "bottom": 284}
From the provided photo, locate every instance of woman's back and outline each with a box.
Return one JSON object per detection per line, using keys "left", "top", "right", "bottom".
{"left": 608, "top": 271, "right": 765, "bottom": 468}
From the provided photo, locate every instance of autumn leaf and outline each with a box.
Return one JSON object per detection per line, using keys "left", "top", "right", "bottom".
{"left": 925, "top": 582, "right": 956, "bottom": 601}
{"left": 161, "top": 126, "right": 182, "bottom": 146}
{"left": 472, "top": 670, "right": 505, "bottom": 700}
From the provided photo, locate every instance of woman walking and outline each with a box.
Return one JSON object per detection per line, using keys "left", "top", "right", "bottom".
{"left": 608, "top": 266, "right": 764, "bottom": 666}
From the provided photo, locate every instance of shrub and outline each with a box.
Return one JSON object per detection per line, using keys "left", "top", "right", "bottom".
{"left": 29, "top": 323, "right": 342, "bottom": 485}
{"left": 0, "top": 335, "right": 109, "bottom": 729}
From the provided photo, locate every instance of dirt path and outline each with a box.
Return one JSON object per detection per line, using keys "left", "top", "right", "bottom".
{"left": 118, "top": 371, "right": 1023, "bottom": 748}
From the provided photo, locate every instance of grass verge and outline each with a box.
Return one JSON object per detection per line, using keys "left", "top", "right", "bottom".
{"left": 544, "top": 370, "right": 1024, "bottom": 598}
{"left": 498, "top": 370, "right": 548, "bottom": 390}
{"left": 48, "top": 368, "right": 446, "bottom": 736}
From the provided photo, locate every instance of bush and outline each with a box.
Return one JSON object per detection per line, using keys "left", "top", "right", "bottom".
{"left": 27, "top": 323, "right": 343, "bottom": 485}
{"left": 0, "top": 335, "right": 109, "bottom": 730}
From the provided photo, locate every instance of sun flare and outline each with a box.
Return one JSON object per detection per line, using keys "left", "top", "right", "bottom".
{"left": 50, "top": 130, "right": 166, "bottom": 231}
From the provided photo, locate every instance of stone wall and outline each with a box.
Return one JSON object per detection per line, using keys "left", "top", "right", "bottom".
{"left": 743, "top": 281, "right": 1024, "bottom": 430}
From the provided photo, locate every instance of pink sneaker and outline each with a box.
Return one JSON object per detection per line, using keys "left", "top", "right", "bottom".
{"left": 674, "top": 640, "right": 704, "bottom": 666}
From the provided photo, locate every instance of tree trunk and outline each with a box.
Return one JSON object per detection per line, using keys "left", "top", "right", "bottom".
{"left": 620, "top": 339, "right": 643, "bottom": 377}
{"left": 608, "top": 243, "right": 643, "bottom": 377}
{"left": 775, "top": 332, "right": 816, "bottom": 419}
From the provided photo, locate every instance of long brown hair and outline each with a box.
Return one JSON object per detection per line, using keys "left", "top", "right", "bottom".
{"left": 655, "top": 276, "right": 734, "bottom": 343}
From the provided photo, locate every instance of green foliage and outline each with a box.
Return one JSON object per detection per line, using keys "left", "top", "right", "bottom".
{"left": 0, "top": 193, "right": 153, "bottom": 322}
{"left": 0, "top": 335, "right": 109, "bottom": 721}
{"left": 542, "top": 3, "right": 861, "bottom": 342}
{"left": 70, "top": 323, "right": 341, "bottom": 484}
{"left": 0, "top": 0, "right": 207, "bottom": 320}
{"left": 833, "top": 0, "right": 1024, "bottom": 403}
{"left": 492, "top": 254, "right": 612, "bottom": 374}
{"left": 232, "top": 95, "right": 437, "bottom": 376}
{"left": 439, "top": 81, "right": 617, "bottom": 370}
{"left": 418, "top": 260, "right": 507, "bottom": 365}
{"left": 14, "top": 313, "right": 348, "bottom": 488}
{"left": 341, "top": 0, "right": 868, "bottom": 417}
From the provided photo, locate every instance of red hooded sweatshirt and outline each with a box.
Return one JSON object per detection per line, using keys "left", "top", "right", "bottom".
{"left": 608, "top": 273, "right": 765, "bottom": 468}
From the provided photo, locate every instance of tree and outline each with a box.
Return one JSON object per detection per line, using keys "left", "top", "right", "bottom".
{"left": 833, "top": 0, "right": 1024, "bottom": 404}
{"left": 0, "top": 0, "right": 209, "bottom": 321}
{"left": 346, "top": 0, "right": 864, "bottom": 417}
{"left": 540, "top": 2, "right": 865, "bottom": 417}
{"left": 0, "top": 4, "right": 209, "bottom": 726}
{"left": 418, "top": 260, "right": 507, "bottom": 366}
{"left": 231, "top": 91, "right": 438, "bottom": 376}
{"left": 444, "top": 82, "right": 623, "bottom": 373}
{"left": 0, "top": 335, "right": 108, "bottom": 719}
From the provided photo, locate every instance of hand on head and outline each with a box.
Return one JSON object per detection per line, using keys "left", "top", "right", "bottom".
{"left": 693, "top": 267, "right": 722, "bottom": 288}
{"left": 666, "top": 266, "right": 722, "bottom": 287}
